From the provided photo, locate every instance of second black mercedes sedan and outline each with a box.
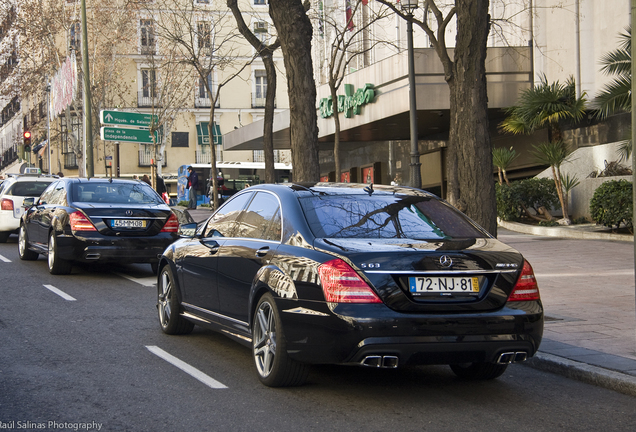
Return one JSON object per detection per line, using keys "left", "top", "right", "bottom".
{"left": 157, "top": 183, "right": 543, "bottom": 387}
{"left": 18, "top": 178, "right": 180, "bottom": 274}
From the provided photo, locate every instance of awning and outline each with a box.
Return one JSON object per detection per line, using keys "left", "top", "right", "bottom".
{"left": 196, "top": 122, "right": 222, "bottom": 146}
{"left": 33, "top": 140, "right": 48, "bottom": 156}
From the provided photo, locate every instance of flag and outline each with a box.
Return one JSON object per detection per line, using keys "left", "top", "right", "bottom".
{"left": 346, "top": 0, "right": 354, "bottom": 32}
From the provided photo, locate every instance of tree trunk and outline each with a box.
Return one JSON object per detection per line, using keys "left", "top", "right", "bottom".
{"left": 263, "top": 54, "right": 277, "bottom": 183}
{"left": 449, "top": 0, "right": 497, "bottom": 236}
{"left": 269, "top": 0, "right": 319, "bottom": 182}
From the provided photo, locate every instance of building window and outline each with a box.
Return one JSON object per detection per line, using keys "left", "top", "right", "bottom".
{"left": 254, "top": 0, "right": 266, "bottom": 4}
{"left": 253, "top": 70, "right": 267, "bottom": 108}
{"left": 197, "top": 21, "right": 211, "bottom": 52}
{"left": 70, "top": 22, "right": 81, "bottom": 49}
{"left": 140, "top": 19, "right": 155, "bottom": 55}
{"left": 172, "top": 132, "right": 189, "bottom": 147}
{"left": 253, "top": 21, "right": 268, "bottom": 44}
{"left": 142, "top": 69, "right": 157, "bottom": 98}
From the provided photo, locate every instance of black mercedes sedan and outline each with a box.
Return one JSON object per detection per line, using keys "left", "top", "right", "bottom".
{"left": 157, "top": 183, "right": 543, "bottom": 387}
{"left": 18, "top": 178, "right": 180, "bottom": 274}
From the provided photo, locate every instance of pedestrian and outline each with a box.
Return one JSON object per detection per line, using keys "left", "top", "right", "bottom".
{"left": 141, "top": 174, "right": 151, "bottom": 185}
{"left": 56, "top": 172, "right": 64, "bottom": 177}
{"left": 133, "top": 175, "right": 139, "bottom": 180}
{"left": 156, "top": 174, "right": 169, "bottom": 204}
{"left": 187, "top": 166, "right": 198, "bottom": 210}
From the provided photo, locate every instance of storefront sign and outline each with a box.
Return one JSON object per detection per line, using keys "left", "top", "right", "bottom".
{"left": 319, "top": 83, "right": 375, "bottom": 119}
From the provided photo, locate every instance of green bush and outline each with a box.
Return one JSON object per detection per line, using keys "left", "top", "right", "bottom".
{"left": 177, "top": 200, "right": 189, "bottom": 207}
{"left": 589, "top": 180, "right": 633, "bottom": 231}
{"left": 496, "top": 178, "right": 560, "bottom": 221}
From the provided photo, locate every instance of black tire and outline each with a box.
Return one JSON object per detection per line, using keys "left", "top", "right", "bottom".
{"left": 0, "top": 231, "right": 9, "bottom": 243}
{"left": 48, "top": 231, "right": 72, "bottom": 275}
{"left": 18, "top": 225, "right": 38, "bottom": 261}
{"left": 157, "top": 265, "right": 194, "bottom": 335}
{"left": 450, "top": 362, "right": 508, "bottom": 380}
{"left": 252, "top": 293, "right": 309, "bottom": 387}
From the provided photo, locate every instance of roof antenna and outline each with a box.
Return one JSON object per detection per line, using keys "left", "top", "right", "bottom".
{"left": 363, "top": 184, "right": 374, "bottom": 196}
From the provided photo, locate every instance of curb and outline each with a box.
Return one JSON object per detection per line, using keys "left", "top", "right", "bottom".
{"left": 498, "top": 220, "right": 633, "bottom": 242}
{"left": 524, "top": 353, "right": 636, "bottom": 397}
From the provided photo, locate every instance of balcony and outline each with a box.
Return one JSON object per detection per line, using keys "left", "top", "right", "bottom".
{"left": 138, "top": 150, "right": 167, "bottom": 167}
{"left": 194, "top": 96, "right": 220, "bottom": 109}
{"left": 195, "top": 149, "right": 211, "bottom": 164}
{"left": 138, "top": 92, "right": 162, "bottom": 108}
{"left": 252, "top": 93, "right": 276, "bottom": 109}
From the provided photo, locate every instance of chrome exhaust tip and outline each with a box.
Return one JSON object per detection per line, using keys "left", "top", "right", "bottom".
{"left": 361, "top": 355, "right": 399, "bottom": 368}
{"left": 497, "top": 351, "right": 528, "bottom": 364}
{"left": 85, "top": 253, "right": 101, "bottom": 260}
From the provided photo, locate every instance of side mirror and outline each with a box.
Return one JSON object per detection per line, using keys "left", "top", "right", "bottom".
{"left": 22, "top": 197, "right": 35, "bottom": 208}
{"left": 178, "top": 222, "right": 198, "bottom": 237}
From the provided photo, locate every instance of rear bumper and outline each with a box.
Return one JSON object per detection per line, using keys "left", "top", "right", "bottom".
{"left": 56, "top": 232, "right": 176, "bottom": 264}
{"left": 277, "top": 298, "right": 543, "bottom": 367}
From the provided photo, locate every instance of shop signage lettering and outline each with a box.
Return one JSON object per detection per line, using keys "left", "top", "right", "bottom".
{"left": 319, "top": 83, "right": 375, "bottom": 119}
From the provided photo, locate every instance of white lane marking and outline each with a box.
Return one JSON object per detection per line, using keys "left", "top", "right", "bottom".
{"left": 535, "top": 270, "right": 634, "bottom": 278}
{"left": 0, "top": 254, "right": 11, "bottom": 263}
{"left": 117, "top": 273, "right": 156, "bottom": 287}
{"left": 146, "top": 345, "right": 228, "bottom": 389}
{"left": 43, "top": 284, "right": 76, "bottom": 301}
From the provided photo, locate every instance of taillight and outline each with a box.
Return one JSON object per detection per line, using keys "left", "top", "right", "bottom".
{"left": 69, "top": 211, "right": 97, "bottom": 231}
{"left": 508, "top": 260, "right": 540, "bottom": 301}
{"left": 1, "top": 198, "right": 14, "bottom": 211}
{"left": 160, "top": 213, "right": 179, "bottom": 233}
{"left": 317, "top": 258, "right": 382, "bottom": 304}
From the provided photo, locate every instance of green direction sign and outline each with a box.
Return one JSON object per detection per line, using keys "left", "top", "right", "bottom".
{"left": 100, "top": 126, "right": 158, "bottom": 144}
{"left": 100, "top": 110, "right": 158, "bottom": 128}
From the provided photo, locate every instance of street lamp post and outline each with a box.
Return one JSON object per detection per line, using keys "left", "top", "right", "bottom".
{"left": 401, "top": 0, "right": 421, "bottom": 189}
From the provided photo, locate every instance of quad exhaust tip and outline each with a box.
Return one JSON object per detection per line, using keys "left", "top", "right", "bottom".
{"left": 361, "top": 355, "right": 399, "bottom": 369}
{"left": 497, "top": 351, "right": 528, "bottom": 364}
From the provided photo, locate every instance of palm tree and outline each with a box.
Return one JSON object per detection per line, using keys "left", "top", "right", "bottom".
{"left": 593, "top": 26, "right": 631, "bottom": 161}
{"left": 500, "top": 74, "right": 587, "bottom": 143}
{"left": 531, "top": 141, "right": 572, "bottom": 223}
{"left": 500, "top": 75, "right": 586, "bottom": 224}
{"left": 492, "top": 147, "right": 518, "bottom": 185}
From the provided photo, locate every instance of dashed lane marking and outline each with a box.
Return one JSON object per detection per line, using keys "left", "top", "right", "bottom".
{"left": 116, "top": 273, "right": 156, "bottom": 287}
{"left": 43, "top": 284, "right": 76, "bottom": 301}
{"left": 0, "top": 254, "right": 10, "bottom": 263}
{"left": 146, "top": 345, "right": 228, "bottom": 389}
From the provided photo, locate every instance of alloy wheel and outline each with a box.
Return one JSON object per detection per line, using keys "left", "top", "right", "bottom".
{"left": 253, "top": 301, "right": 276, "bottom": 378}
{"left": 158, "top": 270, "right": 172, "bottom": 328}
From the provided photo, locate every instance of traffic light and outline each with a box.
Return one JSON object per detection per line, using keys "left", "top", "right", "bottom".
{"left": 23, "top": 131, "right": 31, "bottom": 152}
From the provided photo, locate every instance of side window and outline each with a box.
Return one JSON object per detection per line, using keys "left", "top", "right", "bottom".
{"left": 204, "top": 192, "right": 254, "bottom": 238}
{"left": 37, "top": 181, "right": 58, "bottom": 204}
{"left": 48, "top": 182, "right": 67, "bottom": 205}
{"left": 233, "top": 192, "right": 281, "bottom": 241}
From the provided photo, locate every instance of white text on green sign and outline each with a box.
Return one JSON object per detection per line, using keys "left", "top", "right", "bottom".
{"left": 319, "top": 84, "right": 375, "bottom": 119}
{"left": 100, "top": 127, "right": 158, "bottom": 144}
{"left": 100, "top": 110, "right": 158, "bottom": 128}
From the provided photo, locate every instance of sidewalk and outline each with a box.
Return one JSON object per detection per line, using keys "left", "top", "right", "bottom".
{"left": 180, "top": 207, "right": 636, "bottom": 396}
{"left": 497, "top": 222, "right": 636, "bottom": 396}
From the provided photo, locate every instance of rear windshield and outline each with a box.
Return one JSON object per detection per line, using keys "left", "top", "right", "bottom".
{"left": 299, "top": 194, "right": 487, "bottom": 240}
{"left": 71, "top": 182, "right": 163, "bottom": 205}
{"left": 9, "top": 181, "right": 52, "bottom": 197}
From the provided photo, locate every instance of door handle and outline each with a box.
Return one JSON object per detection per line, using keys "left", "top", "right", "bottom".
{"left": 256, "top": 246, "right": 270, "bottom": 257}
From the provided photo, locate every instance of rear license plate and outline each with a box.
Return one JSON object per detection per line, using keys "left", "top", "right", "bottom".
{"left": 409, "top": 276, "right": 479, "bottom": 295}
{"left": 112, "top": 219, "right": 146, "bottom": 228}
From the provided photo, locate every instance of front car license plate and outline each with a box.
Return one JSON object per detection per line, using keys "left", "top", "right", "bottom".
{"left": 112, "top": 219, "right": 146, "bottom": 228}
{"left": 409, "top": 276, "right": 479, "bottom": 295}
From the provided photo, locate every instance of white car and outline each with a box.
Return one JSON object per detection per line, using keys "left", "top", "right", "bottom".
{"left": 0, "top": 175, "right": 56, "bottom": 242}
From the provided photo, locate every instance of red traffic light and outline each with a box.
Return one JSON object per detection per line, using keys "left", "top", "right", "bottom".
{"left": 23, "top": 131, "right": 31, "bottom": 139}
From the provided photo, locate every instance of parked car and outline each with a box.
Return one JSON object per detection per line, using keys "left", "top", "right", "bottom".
{"left": 18, "top": 177, "right": 181, "bottom": 274}
{"left": 156, "top": 183, "right": 543, "bottom": 387}
{"left": 0, "top": 174, "right": 57, "bottom": 243}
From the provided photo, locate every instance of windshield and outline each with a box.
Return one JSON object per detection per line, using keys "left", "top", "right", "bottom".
{"left": 72, "top": 182, "right": 164, "bottom": 205}
{"left": 299, "top": 194, "right": 487, "bottom": 240}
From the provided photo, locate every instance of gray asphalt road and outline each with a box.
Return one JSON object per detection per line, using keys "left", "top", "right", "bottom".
{"left": 1, "top": 238, "right": 634, "bottom": 432}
